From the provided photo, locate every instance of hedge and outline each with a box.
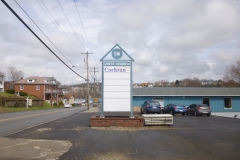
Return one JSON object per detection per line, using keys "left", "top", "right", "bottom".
{"left": 6, "top": 89, "right": 15, "bottom": 94}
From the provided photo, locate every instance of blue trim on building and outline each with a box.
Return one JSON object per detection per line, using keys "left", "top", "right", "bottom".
{"left": 132, "top": 95, "right": 240, "bottom": 112}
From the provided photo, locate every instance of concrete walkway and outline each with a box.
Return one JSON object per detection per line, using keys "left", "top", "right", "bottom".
{"left": 84, "top": 106, "right": 100, "bottom": 112}
{"left": 0, "top": 138, "right": 71, "bottom": 160}
{"left": 212, "top": 112, "right": 240, "bottom": 119}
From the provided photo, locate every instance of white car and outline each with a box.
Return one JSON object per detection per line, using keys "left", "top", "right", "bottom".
{"left": 64, "top": 104, "right": 72, "bottom": 108}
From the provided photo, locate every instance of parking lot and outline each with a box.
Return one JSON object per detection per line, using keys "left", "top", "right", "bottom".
{"left": 5, "top": 110, "right": 240, "bottom": 160}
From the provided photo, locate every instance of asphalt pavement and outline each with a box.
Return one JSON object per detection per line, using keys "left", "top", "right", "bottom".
{"left": 0, "top": 106, "right": 87, "bottom": 136}
{"left": 0, "top": 105, "right": 239, "bottom": 160}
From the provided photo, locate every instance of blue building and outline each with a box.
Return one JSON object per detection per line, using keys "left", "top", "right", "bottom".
{"left": 133, "top": 87, "right": 240, "bottom": 112}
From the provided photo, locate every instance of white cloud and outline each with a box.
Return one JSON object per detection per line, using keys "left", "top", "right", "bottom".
{"left": 0, "top": 0, "right": 240, "bottom": 85}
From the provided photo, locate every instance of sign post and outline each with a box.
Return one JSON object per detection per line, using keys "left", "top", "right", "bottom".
{"left": 26, "top": 97, "right": 29, "bottom": 108}
{"left": 100, "top": 44, "right": 134, "bottom": 118}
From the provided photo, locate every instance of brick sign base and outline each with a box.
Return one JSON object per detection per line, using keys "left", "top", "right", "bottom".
{"left": 90, "top": 116, "right": 144, "bottom": 127}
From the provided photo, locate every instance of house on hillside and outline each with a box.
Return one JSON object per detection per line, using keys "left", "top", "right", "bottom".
{"left": 14, "top": 76, "right": 63, "bottom": 104}
{"left": 4, "top": 81, "right": 14, "bottom": 92}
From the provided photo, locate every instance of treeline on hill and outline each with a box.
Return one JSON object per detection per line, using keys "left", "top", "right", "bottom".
{"left": 153, "top": 78, "right": 240, "bottom": 87}
{"left": 155, "top": 60, "right": 240, "bottom": 87}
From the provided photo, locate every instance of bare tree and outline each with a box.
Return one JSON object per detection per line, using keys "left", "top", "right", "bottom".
{"left": 223, "top": 60, "right": 240, "bottom": 85}
{"left": 153, "top": 80, "right": 161, "bottom": 87}
{"left": 7, "top": 66, "right": 24, "bottom": 83}
{"left": 221, "top": 79, "right": 239, "bottom": 87}
{"left": 0, "top": 70, "right": 5, "bottom": 77}
{"left": 181, "top": 78, "right": 202, "bottom": 87}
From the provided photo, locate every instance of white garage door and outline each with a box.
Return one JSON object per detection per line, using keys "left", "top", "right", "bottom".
{"left": 152, "top": 97, "right": 164, "bottom": 107}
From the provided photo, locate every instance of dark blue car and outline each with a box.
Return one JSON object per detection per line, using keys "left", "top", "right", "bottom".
{"left": 141, "top": 101, "right": 162, "bottom": 114}
{"left": 162, "top": 104, "right": 187, "bottom": 116}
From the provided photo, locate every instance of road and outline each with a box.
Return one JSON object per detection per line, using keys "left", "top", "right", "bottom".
{"left": 0, "top": 106, "right": 87, "bottom": 136}
{"left": 0, "top": 110, "right": 239, "bottom": 160}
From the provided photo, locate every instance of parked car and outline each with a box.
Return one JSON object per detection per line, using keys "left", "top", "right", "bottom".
{"left": 141, "top": 101, "right": 162, "bottom": 114}
{"left": 74, "top": 100, "right": 82, "bottom": 106}
{"left": 64, "top": 103, "right": 72, "bottom": 108}
{"left": 186, "top": 104, "right": 211, "bottom": 116}
{"left": 162, "top": 104, "right": 187, "bottom": 116}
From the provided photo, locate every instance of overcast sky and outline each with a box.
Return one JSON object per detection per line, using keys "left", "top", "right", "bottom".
{"left": 1, "top": 0, "right": 240, "bottom": 85}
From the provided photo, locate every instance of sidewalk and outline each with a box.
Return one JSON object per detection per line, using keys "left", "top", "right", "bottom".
{"left": 84, "top": 106, "right": 100, "bottom": 112}
{"left": 0, "top": 138, "right": 71, "bottom": 160}
{"left": 211, "top": 112, "right": 240, "bottom": 119}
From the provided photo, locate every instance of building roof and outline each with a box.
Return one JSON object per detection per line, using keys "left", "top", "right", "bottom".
{"left": 14, "top": 76, "right": 58, "bottom": 85}
{"left": 133, "top": 87, "right": 240, "bottom": 96}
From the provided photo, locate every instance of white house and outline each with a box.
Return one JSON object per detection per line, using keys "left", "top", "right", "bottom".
{"left": 0, "top": 74, "right": 4, "bottom": 92}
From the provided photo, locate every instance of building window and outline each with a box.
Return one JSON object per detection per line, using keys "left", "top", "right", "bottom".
{"left": 224, "top": 98, "right": 232, "bottom": 109}
{"left": 20, "top": 84, "right": 24, "bottom": 90}
{"left": 202, "top": 97, "right": 210, "bottom": 106}
{"left": 36, "top": 85, "right": 40, "bottom": 90}
{"left": 27, "top": 79, "right": 35, "bottom": 82}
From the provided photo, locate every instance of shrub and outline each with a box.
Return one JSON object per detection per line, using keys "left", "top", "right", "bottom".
{"left": 19, "top": 91, "right": 28, "bottom": 96}
{"left": 6, "top": 89, "right": 15, "bottom": 94}
{"left": 53, "top": 102, "right": 57, "bottom": 106}
{"left": 58, "top": 101, "right": 64, "bottom": 106}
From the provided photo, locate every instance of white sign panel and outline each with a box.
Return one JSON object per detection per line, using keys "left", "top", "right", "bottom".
{"left": 103, "top": 64, "right": 131, "bottom": 112}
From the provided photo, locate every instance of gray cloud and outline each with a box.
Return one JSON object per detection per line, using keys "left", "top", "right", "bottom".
{"left": 0, "top": 0, "right": 240, "bottom": 84}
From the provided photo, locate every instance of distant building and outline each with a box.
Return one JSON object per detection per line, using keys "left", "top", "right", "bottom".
{"left": 14, "top": 76, "right": 63, "bottom": 102}
{"left": 133, "top": 87, "right": 240, "bottom": 113}
{"left": 0, "top": 74, "right": 4, "bottom": 92}
{"left": 201, "top": 79, "right": 213, "bottom": 86}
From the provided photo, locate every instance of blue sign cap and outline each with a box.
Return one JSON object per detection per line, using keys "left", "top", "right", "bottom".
{"left": 112, "top": 49, "right": 123, "bottom": 59}
{"left": 100, "top": 44, "right": 134, "bottom": 62}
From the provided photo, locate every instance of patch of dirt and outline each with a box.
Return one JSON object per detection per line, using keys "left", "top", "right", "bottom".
{"left": 37, "top": 128, "right": 52, "bottom": 132}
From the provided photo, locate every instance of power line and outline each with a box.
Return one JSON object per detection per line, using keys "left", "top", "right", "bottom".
{"left": 22, "top": 1, "right": 86, "bottom": 74}
{"left": 35, "top": 0, "right": 85, "bottom": 74}
{"left": 15, "top": 0, "right": 76, "bottom": 69}
{"left": 74, "top": 0, "right": 99, "bottom": 70}
{"left": 74, "top": 0, "right": 92, "bottom": 53}
{"left": 1, "top": 0, "right": 86, "bottom": 80}
{"left": 39, "top": 0, "right": 84, "bottom": 55}
{"left": 24, "top": 0, "right": 82, "bottom": 73}
{"left": 56, "top": 0, "right": 86, "bottom": 51}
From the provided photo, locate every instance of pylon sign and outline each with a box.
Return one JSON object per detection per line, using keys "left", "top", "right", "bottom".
{"left": 100, "top": 44, "right": 134, "bottom": 115}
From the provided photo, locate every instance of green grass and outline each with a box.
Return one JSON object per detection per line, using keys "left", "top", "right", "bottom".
{"left": 6, "top": 106, "right": 63, "bottom": 112}
{"left": 0, "top": 102, "right": 64, "bottom": 113}
{"left": 0, "top": 92, "right": 17, "bottom": 98}
{"left": 0, "top": 92, "right": 38, "bottom": 99}
{"left": 0, "top": 92, "right": 64, "bottom": 113}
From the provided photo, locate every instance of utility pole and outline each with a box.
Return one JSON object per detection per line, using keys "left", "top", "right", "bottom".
{"left": 96, "top": 80, "right": 101, "bottom": 107}
{"left": 91, "top": 67, "right": 99, "bottom": 84}
{"left": 51, "top": 76, "right": 53, "bottom": 107}
{"left": 91, "top": 67, "right": 99, "bottom": 99}
{"left": 82, "top": 52, "right": 92, "bottom": 110}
